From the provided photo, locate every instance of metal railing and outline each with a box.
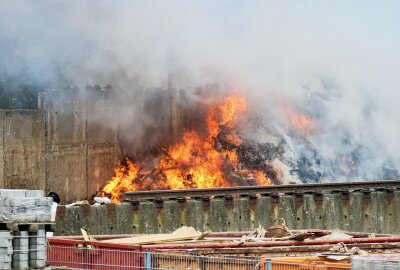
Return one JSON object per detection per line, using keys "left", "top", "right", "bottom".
{"left": 263, "top": 260, "right": 351, "bottom": 270}
{"left": 123, "top": 180, "right": 400, "bottom": 201}
{"left": 47, "top": 244, "right": 261, "bottom": 269}
{"left": 46, "top": 245, "right": 145, "bottom": 269}
{"left": 149, "top": 252, "right": 260, "bottom": 270}
{"left": 46, "top": 244, "right": 352, "bottom": 270}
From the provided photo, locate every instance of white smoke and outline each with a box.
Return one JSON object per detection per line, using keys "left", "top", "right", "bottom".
{"left": 1, "top": 0, "right": 400, "bottom": 181}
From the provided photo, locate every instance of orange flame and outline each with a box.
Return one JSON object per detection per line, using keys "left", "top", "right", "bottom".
{"left": 279, "top": 101, "right": 315, "bottom": 135}
{"left": 100, "top": 93, "right": 271, "bottom": 202}
{"left": 101, "top": 157, "right": 140, "bottom": 202}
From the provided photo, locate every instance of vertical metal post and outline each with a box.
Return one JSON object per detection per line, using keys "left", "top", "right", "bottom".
{"left": 145, "top": 250, "right": 151, "bottom": 270}
{"left": 265, "top": 260, "right": 271, "bottom": 270}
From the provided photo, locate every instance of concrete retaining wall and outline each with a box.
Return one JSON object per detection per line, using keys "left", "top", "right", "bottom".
{"left": 0, "top": 109, "right": 46, "bottom": 190}
{"left": 54, "top": 190, "right": 400, "bottom": 235}
{"left": 0, "top": 88, "right": 121, "bottom": 202}
{"left": 39, "top": 88, "right": 121, "bottom": 202}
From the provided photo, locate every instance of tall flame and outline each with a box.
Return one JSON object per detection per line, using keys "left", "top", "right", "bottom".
{"left": 101, "top": 157, "right": 140, "bottom": 202}
{"left": 101, "top": 93, "right": 271, "bottom": 202}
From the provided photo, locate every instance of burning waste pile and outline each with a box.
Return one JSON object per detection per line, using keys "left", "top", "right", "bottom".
{"left": 99, "top": 86, "right": 398, "bottom": 203}
{"left": 99, "top": 88, "right": 317, "bottom": 203}
{"left": 101, "top": 92, "right": 275, "bottom": 202}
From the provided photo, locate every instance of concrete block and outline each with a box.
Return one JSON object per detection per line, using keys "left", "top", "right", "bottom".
{"left": 138, "top": 202, "right": 159, "bottom": 234}
{"left": 382, "top": 191, "right": 395, "bottom": 234}
{"left": 184, "top": 200, "right": 205, "bottom": 231}
{"left": 29, "top": 259, "right": 46, "bottom": 268}
{"left": 29, "top": 250, "right": 45, "bottom": 260}
{"left": 363, "top": 191, "right": 385, "bottom": 233}
{"left": 0, "top": 262, "right": 11, "bottom": 270}
{"left": 36, "top": 229, "right": 45, "bottom": 237}
{"left": 0, "top": 254, "right": 11, "bottom": 262}
{"left": 13, "top": 252, "right": 29, "bottom": 261}
{"left": 322, "top": 193, "right": 343, "bottom": 229}
{"left": 115, "top": 203, "right": 134, "bottom": 234}
{"left": 78, "top": 204, "right": 95, "bottom": 235}
{"left": 0, "top": 198, "right": 51, "bottom": 223}
{"left": 35, "top": 197, "right": 52, "bottom": 206}
{"left": 394, "top": 191, "right": 400, "bottom": 234}
{"left": 13, "top": 231, "right": 29, "bottom": 238}
{"left": 12, "top": 243, "right": 28, "bottom": 251}
{"left": 160, "top": 200, "right": 180, "bottom": 233}
{"left": 231, "top": 198, "right": 251, "bottom": 231}
{"left": 106, "top": 204, "right": 118, "bottom": 234}
{"left": 0, "top": 239, "right": 12, "bottom": 248}
{"left": 0, "top": 231, "right": 12, "bottom": 251}
{"left": 208, "top": 199, "right": 227, "bottom": 232}
{"left": 58, "top": 206, "right": 82, "bottom": 235}
{"left": 352, "top": 255, "right": 400, "bottom": 269}
{"left": 225, "top": 198, "right": 235, "bottom": 231}
{"left": 12, "top": 260, "right": 29, "bottom": 270}
{"left": 95, "top": 205, "right": 109, "bottom": 235}
{"left": 294, "top": 195, "right": 304, "bottom": 229}
{"left": 13, "top": 231, "right": 28, "bottom": 253}
{"left": 10, "top": 197, "right": 42, "bottom": 207}
{"left": 28, "top": 237, "right": 45, "bottom": 245}
{"left": 0, "top": 246, "right": 12, "bottom": 255}
{"left": 348, "top": 192, "right": 363, "bottom": 232}
{"left": 36, "top": 212, "right": 52, "bottom": 222}
{"left": 25, "top": 190, "right": 45, "bottom": 197}
{"left": 0, "top": 189, "right": 26, "bottom": 198}
{"left": 29, "top": 231, "right": 46, "bottom": 261}
{"left": 341, "top": 193, "right": 350, "bottom": 231}
{"left": 302, "top": 194, "right": 322, "bottom": 229}
{"left": 28, "top": 244, "right": 45, "bottom": 252}
{"left": 254, "top": 196, "right": 273, "bottom": 229}
{"left": 277, "top": 195, "right": 296, "bottom": 229}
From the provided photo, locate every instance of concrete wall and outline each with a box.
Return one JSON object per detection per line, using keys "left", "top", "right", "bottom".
{"left": 54, "top": 190, "right": 400, "bottom": 235}
{"left": 0, "top": 88, "right": 120, "bottom": 203}
{"left": 40, "top": 90, "right": 88, "bottom": 202}
{"left": 85, "top": 88, "right": 120, "bottom": 197}
{"left": 0, "top": 109, "right": 46, "bottom": 190}
{"left": 38, "top": 88, "right": 120, "bottom": 202}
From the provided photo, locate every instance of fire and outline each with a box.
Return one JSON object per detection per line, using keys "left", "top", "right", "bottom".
{"left": 100, "top": 93, "right": 271, "bottom": 202}
{"left": 101, "top": 157, "right": 140, "bottom": 202}
{"left": 279, "top": 101, "right": 315, "bottom": 135}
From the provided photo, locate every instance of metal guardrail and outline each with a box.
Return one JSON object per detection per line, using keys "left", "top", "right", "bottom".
{"left": 123, "top": 180, "right": 400, "bottom": 201}
{"left": 46, "top": 245, "right": 260, "bottom": 270}
{"left": 46, "top": 245, "right": 353, "bottom": 270}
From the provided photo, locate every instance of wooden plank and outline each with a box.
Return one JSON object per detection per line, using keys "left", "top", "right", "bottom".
{"left": 100, "top": 226, "right": 200, "bottom": 245}
{"left": 81, "top": 228, "right": 96, "bottom": 248}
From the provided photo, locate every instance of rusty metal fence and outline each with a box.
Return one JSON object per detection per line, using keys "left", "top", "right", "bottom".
{"left": 46, "top": 243, "right": 352, "bottom": 270}
{"left": 46, "top": 245, "right": 260, "bottom": 270}
{"left": 263, "top": 261, "right": 351, "bottom": 270}
{"left": 47, "top": 245, "right": 144, "bottom": 269}
{"left": 149, "top": 252, "right": 260, "bottom": 270}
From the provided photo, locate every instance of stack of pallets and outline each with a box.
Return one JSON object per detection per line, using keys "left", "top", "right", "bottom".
{"left": 0, "top": 189, "right": 52, "bottom": 269}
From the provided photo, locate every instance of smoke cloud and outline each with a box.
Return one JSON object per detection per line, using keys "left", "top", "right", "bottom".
{"left": 1, "top": 0, "right": 400, "bottom": 182}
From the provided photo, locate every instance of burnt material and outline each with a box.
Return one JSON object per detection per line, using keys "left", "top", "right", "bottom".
{"left": 237, "top": 142, "right": 282, "bottom": 169}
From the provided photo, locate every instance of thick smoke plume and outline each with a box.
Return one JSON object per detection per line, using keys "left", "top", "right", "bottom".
{"left": 1, "top": 1, "right": 400, "bottom": 182}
